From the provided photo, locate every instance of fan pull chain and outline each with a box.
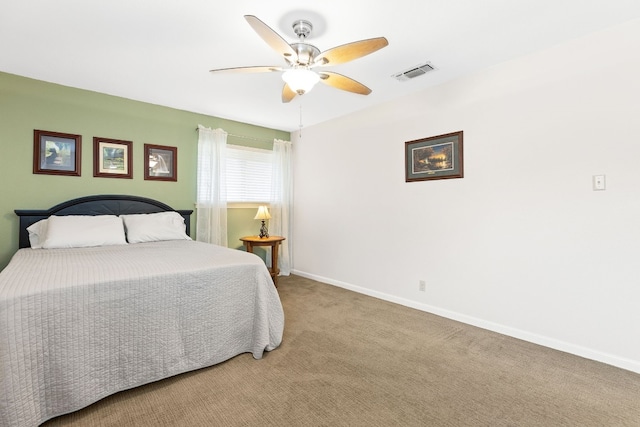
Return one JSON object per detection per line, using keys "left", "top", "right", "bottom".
{"left": 299, "top": 103, "right": 303, "bottom": 138}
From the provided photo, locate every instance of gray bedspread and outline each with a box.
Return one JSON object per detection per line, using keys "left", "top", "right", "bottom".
{"left": 0, "top": 240, "right": 284, "bottom": 427}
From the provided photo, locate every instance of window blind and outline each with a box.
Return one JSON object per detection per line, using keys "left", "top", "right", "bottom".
{"left": 226, "top": 145, "right": 273, "bottom": 203}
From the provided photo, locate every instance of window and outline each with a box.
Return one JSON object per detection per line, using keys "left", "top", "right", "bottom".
{"left": 226, "top": 145, "right": 273, "bottom": 204}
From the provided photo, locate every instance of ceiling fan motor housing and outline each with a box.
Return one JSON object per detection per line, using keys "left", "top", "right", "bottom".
{"left": 289, "top": 20, "right": 319, "bottom": 66}
{"left": 290, "top": 42, "right": 320, "bottom": 66}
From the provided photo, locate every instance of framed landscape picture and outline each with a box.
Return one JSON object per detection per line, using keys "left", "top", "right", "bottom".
{"left": 405, "top": 131, "right": 463, "bottom": 182}
{"left": 93, "top": 137, "right": 133, "bottom": 178}
{"left": 144, "top": 144, "right": 177, "bottom": 181}
{"left": 33, "top": 130, "right": 82, "bottom": 176}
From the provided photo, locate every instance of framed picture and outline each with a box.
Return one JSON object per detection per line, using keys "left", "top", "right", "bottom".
{"left": 33, "top": 130, "right": 82, "bottom": 176}
{"left": 405, "top": 131, "right": 463, "bottom": 182}
{"left": 93, "top": 137, "right": 133, "bottom": 179}
{"left": 144, "top": 144, "right": 177, "bottom": 181}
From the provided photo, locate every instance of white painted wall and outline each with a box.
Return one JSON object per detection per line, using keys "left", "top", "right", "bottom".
{"left": 291, "top": 18, "right": 640, "bottom": 373}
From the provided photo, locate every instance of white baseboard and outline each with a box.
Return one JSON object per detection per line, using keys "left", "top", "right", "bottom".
{"left": 291, "top": 269, "right": 640, "bottom": 374}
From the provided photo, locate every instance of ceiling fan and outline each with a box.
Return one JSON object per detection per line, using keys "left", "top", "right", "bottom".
{"left": 210, "top": 15, "right": 389, "bottom": 103}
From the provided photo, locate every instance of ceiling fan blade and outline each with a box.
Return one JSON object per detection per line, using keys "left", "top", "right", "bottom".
{"left": 209, "top": 66, "right": 282, "bottom": 74}
{"left": 282, "top": 84, "right": 297, "bottom": 103}
{"left": 314, "top": 37, "right": 388, "bottom": 66}
{"left": 318, "top": 72, "right": 372, "bottom": 95}
{"left": 244, "top": 15, "right": 297, "bottom": 62}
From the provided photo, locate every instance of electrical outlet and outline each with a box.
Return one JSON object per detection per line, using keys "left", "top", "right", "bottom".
{"left": 419, "top": 280, "right": 426, "bottom": 292}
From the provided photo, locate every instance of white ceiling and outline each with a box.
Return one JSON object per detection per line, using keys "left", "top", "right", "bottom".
{"left": 2, "top": 1, "right": 640, "bottom": 132}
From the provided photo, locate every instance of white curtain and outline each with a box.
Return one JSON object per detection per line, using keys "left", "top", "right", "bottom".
{"left": 196, "top": 125, "right": 228, "bottom": 246}
{"left": 270, "top": 139, "right": 293, "bottom": 275}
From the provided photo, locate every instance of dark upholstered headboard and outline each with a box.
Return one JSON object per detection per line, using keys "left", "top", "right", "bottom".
{"left": 15, "top": 194, "right": 193, "bottom": 249}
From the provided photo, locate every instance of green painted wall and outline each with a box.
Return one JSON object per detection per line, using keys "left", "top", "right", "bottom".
{"left": 0, "top": 72, "right": 288, "bottom": 269}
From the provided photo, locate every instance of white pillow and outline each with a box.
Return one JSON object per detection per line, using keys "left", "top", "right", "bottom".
{"left": 26, "top": 219, "right": 49, "bottom": 249}
{"left": 121, "top": 211, "right": 191, "bottom": 244}
{"left": 42, "top": 215, "right": 127, "bottom": 249}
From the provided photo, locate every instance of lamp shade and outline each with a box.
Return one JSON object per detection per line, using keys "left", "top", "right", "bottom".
{"left": 282, "top": 68, "right": 320, "bottom": 95}
{"left": 254, "top": 206, "right": 271, "bottom": 220}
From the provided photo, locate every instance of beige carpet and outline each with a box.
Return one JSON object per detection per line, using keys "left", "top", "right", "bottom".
{"left": 45, "top": 275, "right": 640, "bottom": 426}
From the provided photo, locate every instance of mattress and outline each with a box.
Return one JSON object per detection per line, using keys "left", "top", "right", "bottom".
{"left": 0, "top": 240, "right": 284, "bottom": 427}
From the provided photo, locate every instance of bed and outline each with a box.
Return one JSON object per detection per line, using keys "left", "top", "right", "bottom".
{"left": 0, "top": 195, "right": 284, "bottom": 427}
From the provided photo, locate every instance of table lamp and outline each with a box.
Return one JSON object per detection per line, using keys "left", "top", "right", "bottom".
{"left": 254, "top": 206, "right": 271, "bottom": 238}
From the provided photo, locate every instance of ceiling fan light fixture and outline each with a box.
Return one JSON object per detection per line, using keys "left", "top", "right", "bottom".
{"left": 282, "top": 68, "right": 320, "bottom": 95}
{"left": 210, "top": 15, "right": 389, "bottom": 104}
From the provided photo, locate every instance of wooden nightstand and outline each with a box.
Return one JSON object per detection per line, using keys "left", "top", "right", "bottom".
{"left": 240, "top": 235, "right": 285, "bottom": 286}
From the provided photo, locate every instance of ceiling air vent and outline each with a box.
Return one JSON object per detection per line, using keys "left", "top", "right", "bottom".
{"left": 392, "top": 62, "right": 435, "bottom": 82}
